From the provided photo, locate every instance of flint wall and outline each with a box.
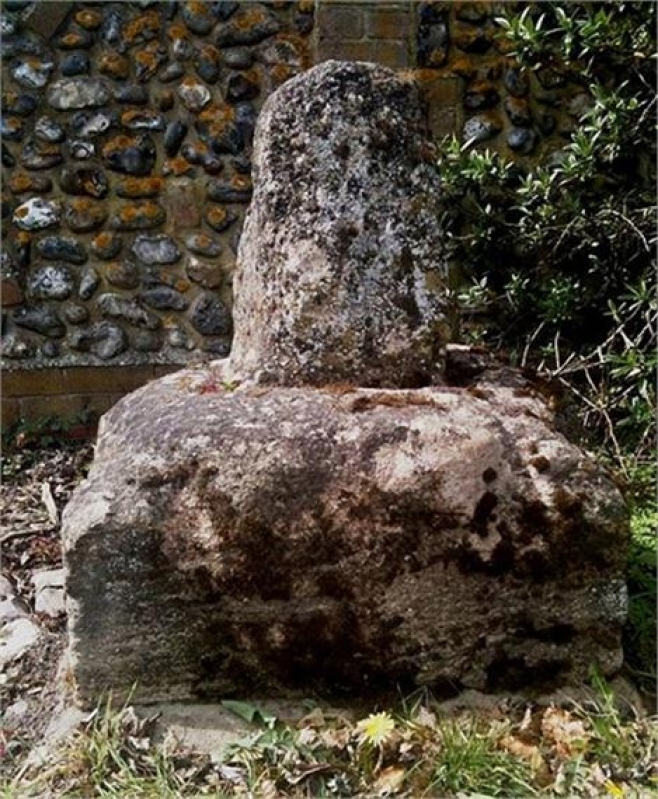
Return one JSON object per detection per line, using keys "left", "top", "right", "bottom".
{"left": 1, "top": 1, "right": 588, "bottom": 427}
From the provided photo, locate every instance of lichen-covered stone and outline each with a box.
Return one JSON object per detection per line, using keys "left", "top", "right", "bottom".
{"left": 194, "top": 43, "right": 222, "bottom": 83}
{"left": 215, "top": 5, "right": 281, "bottom": 46}
{"left": 507, "top": 127, "right": 537, "bottom": 154}
{"left": 504, "top": 97, "right": 532, "bottom": 127}
{"left": 195, "top": 103, "right": 242, "bottom": 154}
{"left": 90, "top": 233, "right": 122, "bottom": 260}
{"left": 463, "top": 113, "right": 502, "bottom": 143}
{"left": 463, "top": 81, "right": 499, "bottom": 110}
{"left": 105, "top": 261, "right": 140, "bottom": 290}
{"left": 64, "top": 199, "right": 108, "bottom": 233}
{"left": 8, "top": 172, "right": 52, "bottom": 194}
{"left": 2, "top": 144, "right": 16, "bottom": 168}
{"left": 47, "top": 78, "right": 111, "bottom": 110}
{"left": 28, "top": 265, "right": 75, "bottom": 301}
{"left": 102, "top": 134, "right": 156, "bottom": 176}
{"left": 13, "top": 197, "right": 61, "bottom": 230}
{"left": 69, "top": 321, "right": 127, "bottom": 359}
{"left": 37, "top": 235, "right": 87, "bottom": 264}
{"left": 186, "top": 255, "right": 223, "bottom": 288}
{"left": 98, "top": 292, "right": 161, "bottom": 330}
{"left": 78, "top": 267, "right": 100, "bottom": 300}
{"left": 181, "top": 1, "right": 216, "bottom": 35}
{"left": 63, "top": 301, "right": 89, "bottom": 324}
{"left": 56, "top": 25, "right": 95, "bottom": 50}
{"left": 177, "top": 79, "right": 211, "bottom": 113}
{"left": 67, "top": 140, "right": 95, "bottom": 160}
{"left": 68, "top": 110, "right": 116, "bottom": 139}
{"left": 164, "top": 120, "right": 188, "bottom": 157}
{"left": 11, "top": 57, "right": 54, "bottom": 89}
{"left": 110, "top": 201, "right": 166, "bottom": 231}
{"left": 417, "top": 7, "right": 449, "bottom": 68}
{"left": 184, "top": 232, "right": 222, "bottom": 257}
{"left": 19, "top": 139, "right": 63, "bottom": 170}
{"left": 504, "top": 66, "right": 529, "bottom": 98}
{"left": 59, "top": 168, "right": 109, "bottom": 199}
{"left": 139, "top": 286, "right": 189, "bottom": 311}
{"left": 229, "top": 61, "right": 447, "bottom": 388}
{"left": 62, "top": 368, "right": 629, "bottom": 704}
{"left": 189, "top": 291, "right": 231, "bottom": 335}
{"left": 2, "top": 91, "right": 37, "bottom": 117}
{"left": 207, "top": 176, "right": 252, "bottom": 203}
{"left": 131, "top": 234, "right": 181, "bottom": 265}
{"left": 13, "top": 305, "right": 65, "bottom": 337}
{"left": 222, "top": 47, "right": 254, "bottom": 69}
{"left": 133, "top": 329, "right": 163, "bottom": 352}
{"left": 34, "top": 116, "right": 65, "bottom": 143}
{"left": 1, "top": 116, "right": 23, "bottom": 141}
{"left": 61, "top": 52, "right": 91, "bottom": 77}
{"left": 115, "top": 177, "right": 163, "bottom": 199}
{"left": 114, "top": 84, "right": 149, "bottom": 105}
{"left": 121, "top": 109, "right": 165, "bottom": 131}
{"left": 204, "top": 205, "right": 237, "bottom": 233}
{"left": 135, "top": 42, "right": 168, "bottom": 82}
{"left": 226, "top": 69, "right": 260, "bottom": 103}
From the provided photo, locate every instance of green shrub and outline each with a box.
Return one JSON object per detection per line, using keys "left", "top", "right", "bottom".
{"left": 438, "top": 1, "right": 656, "bottom": 478}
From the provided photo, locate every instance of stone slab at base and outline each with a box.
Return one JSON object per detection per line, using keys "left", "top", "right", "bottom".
{"left": 62, "top": 362, "right": 628, "bottom": 708}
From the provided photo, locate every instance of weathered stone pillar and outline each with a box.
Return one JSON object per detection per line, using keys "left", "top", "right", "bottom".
{"left": 228, "top": 60, "right": 449, "bottom": 388}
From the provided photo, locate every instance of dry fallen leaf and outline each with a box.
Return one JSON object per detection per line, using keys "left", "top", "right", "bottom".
{"left": 541, "top": 706, "right": 590, "bottom": 758}
{"left": 374, "top": 765, "right": 406, "bottom": 795}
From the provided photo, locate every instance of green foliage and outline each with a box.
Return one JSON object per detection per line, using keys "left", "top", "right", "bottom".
{"left": 439, "top": 1, "right": 656, "bottom": 477}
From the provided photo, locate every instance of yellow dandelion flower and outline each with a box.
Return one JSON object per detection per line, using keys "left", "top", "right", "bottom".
{"left": 356, "top": 712, "right": 395, "bottom": 746}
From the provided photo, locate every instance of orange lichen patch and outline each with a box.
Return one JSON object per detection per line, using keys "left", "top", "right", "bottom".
{"left": 206, "top": 206, "right": 228, "bottom": 227}
{"left": 9, "top": 173, "right": 33, "bottom": 194}
{"left": 450, "top": 57, "right": 477, "bottom": 79}
{"left": 123, "top": 10, "right": 161, "bottom": 43}
{"left": 75, "top": 9, "right": 102, "bottom": 29}
{"left": 14, "top": 206, "right": 28, "bottom": 218}
{"left": 60, "top": 32, "right": 89, "bottom": 48}
{"left": 92, "top": 232, "right": 115, "bottom": 248}
{"left": 164, "top": 157, "right": 195, "bottom": 177}
{"left": 116, "top": 176, "right": 164, "bottom": 197}
{"left": 271, "top": 64, "right": 295, "bottom": 86}
{"left": 186, "top": 0, "right": 210, "bottom": 15}
{"left": 175, "top": 279, "right": 191, "bottom": 293}
{"left": 102, "top": 136, "right": 139, "bottom": 157}
{"left": 197, "top": 104, "right": 236, "bottom": 137}
{"left": 297, "top": 0, "right": 314, "bottom": 12}
{"left": 99, "top": 52, "right": 130, "bottom": 79}
{"left": 274, "top": 32, "right": 311, "bottom": 67}
{"left": 135, "top": 43, "right": 162, "bottom": 77}
{"left": 167, "top": 23, "right": 189, "bottom": 42}
{"left": 17, "top": 231, "right": 31, "bottom": 245}
{"left": 235, "top": 8, "right": 267, "bottom": 30}
{"left": 120, "top": 109, "right": 145, "bottom": 126}
{"left": 231, "top": 175, "right": 252, "bottom": 190}
{"left": 197, "top": 103, "right": 235, "bottom": 123}
{"left": 69, "top": 198, "right": 106, "bottom": 216}
{"left": 117, "top": 201, "right": 163, "bottom": 222}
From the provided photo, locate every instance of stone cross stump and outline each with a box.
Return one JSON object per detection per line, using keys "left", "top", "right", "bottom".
{"left": 63, "top": 62, "right": 628, "bottom": 707}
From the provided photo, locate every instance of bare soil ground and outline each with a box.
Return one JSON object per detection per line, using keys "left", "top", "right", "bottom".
{"left": 0, "top": 440, "right": 94, "bottom": 779}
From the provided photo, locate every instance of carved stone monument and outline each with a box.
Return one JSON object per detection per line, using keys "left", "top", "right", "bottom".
{"left": 63, "top": 62, "right": 628, "bottom": 706}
